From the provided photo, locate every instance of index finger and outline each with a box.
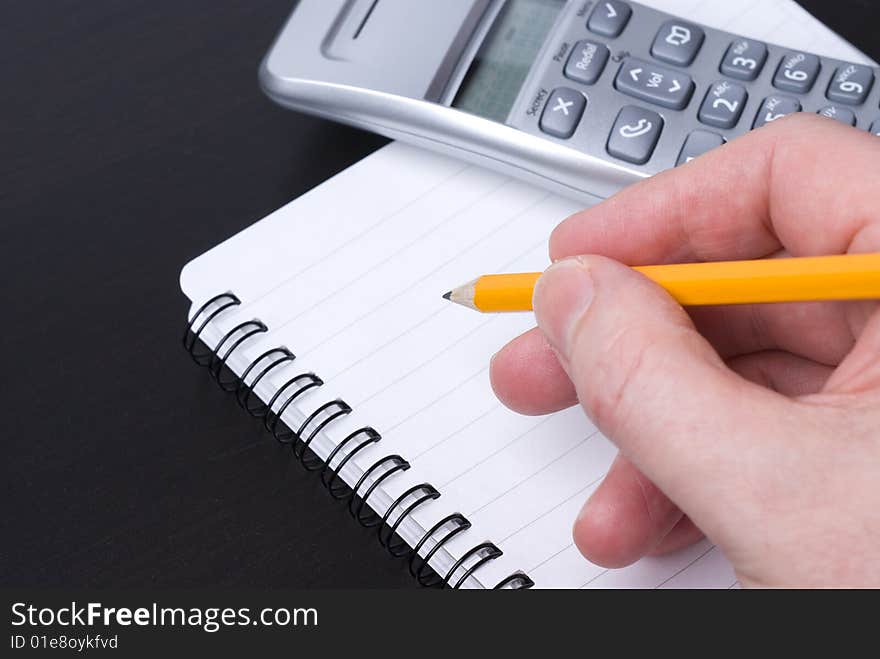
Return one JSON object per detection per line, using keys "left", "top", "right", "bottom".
{"left": 551, "top": 114, "right": 880, "bottom": 265}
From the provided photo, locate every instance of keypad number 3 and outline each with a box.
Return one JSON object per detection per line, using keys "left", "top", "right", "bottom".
{"left": 721, "top": 39, "right": 768, "bottom": 81}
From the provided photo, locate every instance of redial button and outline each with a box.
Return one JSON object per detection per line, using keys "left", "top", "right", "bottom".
{"left": 565, "top": 41, "right": 610, "bottom": 85}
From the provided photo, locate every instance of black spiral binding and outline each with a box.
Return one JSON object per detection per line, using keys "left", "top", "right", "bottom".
{"left": 409, "top": 513, "right": 472, "bottom": 587}
{"left": 236, "top": 347, "right": 295, "bottom": 414}
{"left": 183, "top": 293, "right": 533, "bottom": 590}
{"left": 379, "top": 483, "right": 440, "bottom": 557}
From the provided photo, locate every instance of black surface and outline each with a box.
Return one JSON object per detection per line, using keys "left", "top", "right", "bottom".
{"left": 3, "top": 1, "right": 879, "bottom": 587}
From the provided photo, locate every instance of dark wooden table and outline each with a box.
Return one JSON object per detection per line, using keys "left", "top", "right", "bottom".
{"left": 3, "top": 1, "right": 878, "bottom": 587}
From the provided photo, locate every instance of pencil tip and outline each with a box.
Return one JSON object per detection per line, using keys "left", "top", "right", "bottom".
{"left": 442, "top": 291, "right": 452, "bottom": 301}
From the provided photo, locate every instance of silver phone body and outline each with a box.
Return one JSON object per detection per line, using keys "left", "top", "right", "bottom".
{"left": 259, "top": 0, "right": 643, "bottom": 203}
{"left": 258, "top": 0, "right": 878, "bottom": 202}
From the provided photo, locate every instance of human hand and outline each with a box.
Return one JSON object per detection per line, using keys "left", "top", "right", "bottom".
{"left": 490, "top": 115, "right": 880, "bottom": 587}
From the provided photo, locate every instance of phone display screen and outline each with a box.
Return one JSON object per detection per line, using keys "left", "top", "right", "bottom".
{"left": 453, "top": 0, "right": 564, "bottom": 123}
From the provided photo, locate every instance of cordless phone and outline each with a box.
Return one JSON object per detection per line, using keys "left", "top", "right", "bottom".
{"left": 261, "top": 0, "right": 880, "bottom": 201}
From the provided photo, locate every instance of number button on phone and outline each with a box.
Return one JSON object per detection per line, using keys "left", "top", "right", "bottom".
{"left": 699, "top": 81, "right": 748, "bottom": 129}
{"left": 871, "top": 119, "right": 880, "bottom": 136}
{"left": 607, "top": 106, "right": 664, "bottom": 165}
{"left": 753, "top": 95, "right": 801, "bottom": 129}
{"left": 587, "top": 1, "right": 632, "bottom": 38}
{"left": 817, "top": 105, "right": 856, "bottom": 126}
{"left": 651, "top": 20, "right": 705, "bottom": 67}
{"left": 615, "top": 59, "right": 694, "bottom": 110}
{"left": 720, "top": 39, "right": 768, "bottom": 81}
{"left": 565, "top": 41, "right": 610, "bottom": 85}
{"left": 540, "top": 88, "right": 587, "bottom": 139}
{"left": 773, "top": 52, "right": 821, "bottom": 93}
{"left": 677, "top": 130, "right": 724, "bottom": 166}
{"left": 827, "top": 64, "right": 874, "bottom": 105}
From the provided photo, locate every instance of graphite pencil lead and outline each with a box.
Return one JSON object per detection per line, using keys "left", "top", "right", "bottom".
{"left": 442, "top": 291, "right": 452, "bottom": 301}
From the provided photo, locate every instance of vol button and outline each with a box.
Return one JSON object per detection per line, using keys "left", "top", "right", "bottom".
{"left": 615, "top": 58, "right": 694, "bottom": 110}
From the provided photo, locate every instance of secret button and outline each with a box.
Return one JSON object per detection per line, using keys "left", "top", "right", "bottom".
{"left": 539, "top": 88, "right": 587, "bottom": 139}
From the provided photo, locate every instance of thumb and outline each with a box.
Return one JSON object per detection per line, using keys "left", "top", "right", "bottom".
{"left": 533, "top": 256, "right": 789, "bottom": 512}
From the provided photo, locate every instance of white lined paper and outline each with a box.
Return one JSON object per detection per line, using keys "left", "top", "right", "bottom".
{"left": 180, "top": 1, "right": 872, "bottom": 588}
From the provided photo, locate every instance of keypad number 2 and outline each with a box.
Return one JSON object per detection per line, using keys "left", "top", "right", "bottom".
{"left": 699, "top": 81, "right": 747, "bottom": 129}
{"left": 713, "top": 98, "right": 739, "bottom": 113}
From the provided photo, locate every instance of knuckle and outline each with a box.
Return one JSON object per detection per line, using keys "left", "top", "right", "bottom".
{"left": 766, "top": 113, "right": 842, "bottom": 159}
{"left": 768, "top": 111, "right": 827, "bottom": 138}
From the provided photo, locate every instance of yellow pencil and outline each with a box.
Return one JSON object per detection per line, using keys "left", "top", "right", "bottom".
{"left": 442, "top": 254, "right": 880, "bottom": 312}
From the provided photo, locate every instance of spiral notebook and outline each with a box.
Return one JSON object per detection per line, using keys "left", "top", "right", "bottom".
{"left": 180, "top": 0, "right": 871, "bottom": 589}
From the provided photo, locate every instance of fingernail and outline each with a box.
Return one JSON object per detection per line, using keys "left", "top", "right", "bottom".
{"left": 533, "top": 258, "right": 595, "bottom": 358}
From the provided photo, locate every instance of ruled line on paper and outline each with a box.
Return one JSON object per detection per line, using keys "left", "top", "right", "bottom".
{"left": 498, "top": 476, "right": 601, "bottom": 544}
{"left": 299, "top": 213, "right": 550, "bottom": 361}
{"left": 309, "top": 230, "right": 550, "bottom": 384}
{"left": 438, "top": 415, "right": 555, "bottom": 489}
{"left": 530, "top": 543, "right": 576, "bottom": 574}
{"left": 656, "top": 545, "right": 718, "bottom": 588}
{"left": 410, "top": 393, "right": 495, "bottom": 460}
{"left": 467, "top": 433, "right": 598, "bottom": 516}
{"left": 251, "top": 164, "right": 470, "bottom": 308}
{"left": 581, "top": 568, "right": 610, "bottom": 589}
{"left": 268, "top": 178, "right": 521, "bottom": 336}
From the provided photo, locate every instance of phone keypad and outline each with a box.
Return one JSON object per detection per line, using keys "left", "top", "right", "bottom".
{"left": 564, "top": 41, "right": 610, "bottom": 85}
{"left": 720, "top": 39, "right": 768, "bottom": 81}
{"left": 588, "top": 1, "right": 632, "bottom": 38}
{"left": 540, "top": 87, "right": 587, "bottom": 139}
{"left": 677, "top": 130, "right": 724, "bottom": 165}
{"left": 818, "top": 105, "right": 856, "bottom": 126}
{"left": 826, "top": 64, "right": 874, "bottom": 105}
{"left": 699, "top": 81, "right": 748, "bottom": 129}
{"left": 651, "top": 20, "right": 705, "bottom": 66}
{"left": 607, "top": 106, "right": 664, "bottom": 164}
{"left": 523, "top": 1, "right": 880, "bottom": 170}
{"left": 614, "top": 59, "right": 694, "bottom": 109}
{"left": 753, "top": 95, "right": 802, "bottom": 129}
{"left": 773, "top": 52, "right": 821, "bottom": 93}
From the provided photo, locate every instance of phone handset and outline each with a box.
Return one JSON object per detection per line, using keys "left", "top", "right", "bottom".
{"left": 619, "top": 118, "right": 654, "bottom": 138}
